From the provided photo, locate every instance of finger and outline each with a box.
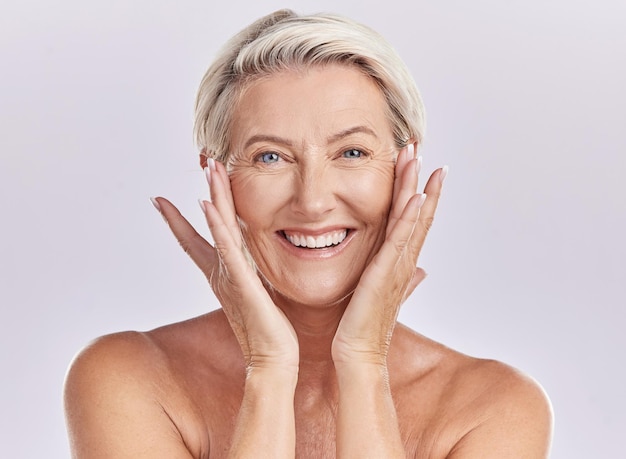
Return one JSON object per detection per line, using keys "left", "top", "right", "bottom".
{"left": 151, "top": 196, "right": 217, "bottom": 276}
{"left": 409, "top": 165, "right": 448, "bottom": 258}
{"left": 200, "top": 199, "right": 255, "bottom": 284}
{"left": 388, "top": 146, "right": 420, "bottom": 237}
{"left": 371, "top": 192, "right": 425, "bottom": 277}
{"left": 213, "top": 159, "right": 237, "bottom": 218}
{"left": 205, "top": 159, "right": 242, "bottom": 247}
{"left": 343, "top": 193, "right": 425, "bottom": 333}
{"left": 391, "top": 145, "right": 411, "bottom": 206}
{"left": 200, "top": 199, "right": 282, "bottom": 322}
{"left": 389, "top": 156, "right": 419, "bottom": 225}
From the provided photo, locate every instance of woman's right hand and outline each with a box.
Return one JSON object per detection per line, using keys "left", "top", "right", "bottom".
{"left": 151, "top": 158, "right": 299, "bottom": 373}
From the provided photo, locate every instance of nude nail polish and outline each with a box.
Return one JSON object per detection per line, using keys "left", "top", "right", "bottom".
{"left": 150, "top": 197, "right": 161, "bottom": 212}
{"left": 439, "top": 165, "right": 449, "bottom": 185}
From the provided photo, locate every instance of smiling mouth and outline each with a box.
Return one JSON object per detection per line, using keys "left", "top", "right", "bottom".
{"left": 282, "top": 229, "right": 348, "bottom": 249}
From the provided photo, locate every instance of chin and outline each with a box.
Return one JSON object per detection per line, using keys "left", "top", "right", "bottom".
{"left": 263, "top": 275, "right": 357, "bottom": 309}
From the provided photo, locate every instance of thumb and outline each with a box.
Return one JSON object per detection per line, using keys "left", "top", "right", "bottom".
{"left": 402, "top": 267, "right": 428, "bottom": 303}
{"left": 151, "top": 196, "right": 217, "bottom": 276}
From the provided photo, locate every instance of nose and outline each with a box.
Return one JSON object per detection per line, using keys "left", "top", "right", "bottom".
{"left": 290, "top": 163, "right": 338, "bottom": 220}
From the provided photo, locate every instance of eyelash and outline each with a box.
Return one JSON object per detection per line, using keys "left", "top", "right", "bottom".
{"left": 255, "top": 151, "right": 281, "bottom": 164}
{"left": 341, "top": 148, "right": 365, "bottom": 159}
{"left": 252, "top": 147, "right": 370, "bottom": 165}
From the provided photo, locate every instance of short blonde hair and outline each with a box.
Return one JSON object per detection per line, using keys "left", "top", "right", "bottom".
{"left": 194, "top": 9, "right": 425, "bottom": 163}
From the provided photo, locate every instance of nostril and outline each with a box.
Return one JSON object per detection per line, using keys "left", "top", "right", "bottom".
{"left": 291, "top": 186, "right": 337, "bottom": 218}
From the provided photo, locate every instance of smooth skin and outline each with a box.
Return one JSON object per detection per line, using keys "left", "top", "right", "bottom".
{"left": 64, "top": 65, "right": 553, "bottom": 458}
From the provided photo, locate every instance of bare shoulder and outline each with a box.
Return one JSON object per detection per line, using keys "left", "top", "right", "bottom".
{"left": 63, "top": 312, "right": 234, "bottom": 458}
{"left": 391, "top": 325, "right": 553, "bottom": 458}
{"left": 64, "top": 329, "right": 191, "bottom": 458}
{"left": 446, "top": 356, "right": 553, "bottom": 458}
{"left": 66, "top": 328, "right": 165, "bottom": 380}
{"left": 64, "top": 329, "right": 170, "bottom": 413}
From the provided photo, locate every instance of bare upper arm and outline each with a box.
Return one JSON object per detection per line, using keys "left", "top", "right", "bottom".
{"left": 447, "top": 361, "right": 553, "bottom": 459}
{"left": 63, "top": 332, "right": 195, "bottom": 459}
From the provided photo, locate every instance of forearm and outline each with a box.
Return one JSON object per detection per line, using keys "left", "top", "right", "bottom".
{"left": 229, "top": 368, "right": 298, "bottom": 458}
{"left": 335, "top": 362, "right": 405, "bottom": 458}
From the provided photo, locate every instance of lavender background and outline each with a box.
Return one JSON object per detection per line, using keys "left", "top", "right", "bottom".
{"left": 1, "top": 1, "right": 624, "bottom": 457}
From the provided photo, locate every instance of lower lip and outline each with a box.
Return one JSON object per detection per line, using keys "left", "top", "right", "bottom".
{"left": 275, "top": 231, "right": 355, "bottom": 259}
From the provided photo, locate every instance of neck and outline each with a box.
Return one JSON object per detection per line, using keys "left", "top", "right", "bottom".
{"left": 273, "top": 293, "right": 348, "bottom": 366}
{"left": 272, "top": 294, "right": 346, "bottom": 405}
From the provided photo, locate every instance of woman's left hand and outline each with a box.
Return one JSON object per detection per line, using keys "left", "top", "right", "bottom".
{"left": 332, "top": 144, "right": 447, "bottom": 366}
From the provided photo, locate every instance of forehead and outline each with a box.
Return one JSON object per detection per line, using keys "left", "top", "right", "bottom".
{"left": 230, "top": 64, "right": 393, "bottom": 145}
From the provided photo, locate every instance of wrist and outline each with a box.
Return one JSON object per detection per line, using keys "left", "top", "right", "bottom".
{"left": 232, "top": 364, "right": 297, "bottom": 457}
{"left": 245, "top": 364, "right": 299, "bottom": 389}
{"left": 332, "top": 343, "right": 389, "bottom": 368}
{"left": 240, "top": 367, "right": 298, "bottom": 417}
{"left": 334, "top": 359, "right": 390, "bottom": 390}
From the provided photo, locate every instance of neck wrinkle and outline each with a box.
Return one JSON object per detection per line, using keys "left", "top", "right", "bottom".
{"left": 272, "top": 293, "right": 348, "bottom": 366}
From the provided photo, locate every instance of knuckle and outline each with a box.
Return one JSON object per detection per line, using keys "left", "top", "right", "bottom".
{"left": 176, "top": 237, "right": 191, "bottom": 254}
{"left": 420, "top": 216, "right": 435, "bottom": 232}
{"left": 213, "top": 241, "right": 230, "bottom": 260}
{"left": 393, "top": 237, "right": 410, "bottom": 256}
{"left": 176, "top": 232, "right": 201, "bottom": 255}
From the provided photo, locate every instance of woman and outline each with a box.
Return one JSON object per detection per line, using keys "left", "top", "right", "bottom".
{"left": 64, "top": 9, "right": 553, "bottom": 458}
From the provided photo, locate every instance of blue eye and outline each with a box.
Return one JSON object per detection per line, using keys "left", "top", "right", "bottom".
{"left": 342, "top": 149, "right": 363, "bottom": 159}
{"left": 258, "top": 152, "right": 280, "bottom": 163}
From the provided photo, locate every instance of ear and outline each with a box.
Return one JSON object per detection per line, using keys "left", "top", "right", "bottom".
{"left": 199, "top": 148, "right": 208, "bottom": 169}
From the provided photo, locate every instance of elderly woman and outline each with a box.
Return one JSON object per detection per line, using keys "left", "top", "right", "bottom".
{"left": 64, "top": 9, "right": 552, "bottom": 458}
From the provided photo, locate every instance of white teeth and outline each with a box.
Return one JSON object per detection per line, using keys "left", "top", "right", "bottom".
{"left": 285, "top": 230, "right": 347, "bottom": 249}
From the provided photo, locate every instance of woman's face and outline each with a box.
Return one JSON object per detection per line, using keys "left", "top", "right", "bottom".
{"left": 228, "top": 64, "right": 397, "bottom": 307}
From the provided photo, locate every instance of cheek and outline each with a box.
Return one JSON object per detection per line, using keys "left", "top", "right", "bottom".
{"left": 229, "top": 173, "right": 279, "bottom": 271}
{"left": 231, "top": 163, "right": 395, "bottom": 227}
{"left": 229, "top": 171, "right": 285, "bottom": 225}
{"left": 341, "top": 166, "right": 395, "bottom": 223}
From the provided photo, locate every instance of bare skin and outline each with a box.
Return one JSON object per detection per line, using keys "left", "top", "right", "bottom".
{"left": 64, "top": 66, "right": 553, "bottom": 458}
{"left": 65, "top": 314, "right": 552, "bottom": 458}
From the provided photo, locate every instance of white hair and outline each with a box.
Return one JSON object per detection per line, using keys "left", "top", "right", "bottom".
{"left": 194, "top": 9, "right": 425, "bottom": 163}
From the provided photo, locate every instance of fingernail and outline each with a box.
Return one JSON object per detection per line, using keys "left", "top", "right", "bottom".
{"left": 150, "top": 197, "right": 161, "bottom": 212}
{"left": 416, "top": 155, "right": 422, "bottom": 175}
{"left": 417, "top": 193, "right": 427, "bottom": 208}
{"left": 208, "top": 157, "right": 217, "bottom": 171}
{"left": 198, "top": 199, "right": 207, "bottom": 214}
{"left": 204, "top": 167, "right": 211, "bottom": 186}
{"left": 407, "top": 143, "right": 415, "bottom": 159}
{"left": 439, "top": 165, "right": 449, "bottom": 185}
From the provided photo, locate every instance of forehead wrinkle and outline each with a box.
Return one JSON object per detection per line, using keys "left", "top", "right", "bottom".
{"left": 234, "top": 98, "right": 391, "bottom": 156}
{"left": 326, "top": 125, "right": 378, "bottom": 145}
{"left": 241, "top": 124, "right": 380, "bottom": 153}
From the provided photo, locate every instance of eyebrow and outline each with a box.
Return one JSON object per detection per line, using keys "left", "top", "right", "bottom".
{"left": 243, "top": 125, "right": 379, "bottom": 150}
{"left": 244, "top": 134, "right": 294, "bottom": 150}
